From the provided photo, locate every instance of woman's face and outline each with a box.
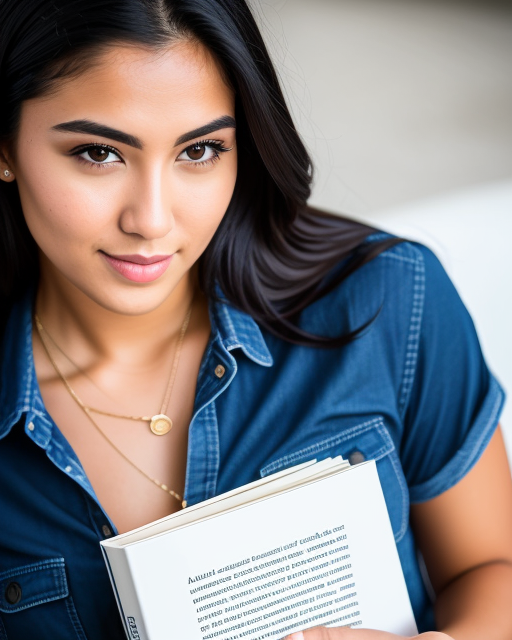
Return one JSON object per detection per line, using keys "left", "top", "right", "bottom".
{"left": 7, "top": 41, "right": 237, "bottom": 314}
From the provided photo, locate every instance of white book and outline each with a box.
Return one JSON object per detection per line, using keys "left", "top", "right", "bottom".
{"left": 101, "top": 458, "right": 418, "bottom": 640}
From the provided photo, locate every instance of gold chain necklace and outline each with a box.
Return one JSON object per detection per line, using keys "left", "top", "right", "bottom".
{"left": 34, "top": 311, "right": 193, "bottom": 508}
{"left": 34, "top": 308, "right": 192, "bottom": 436}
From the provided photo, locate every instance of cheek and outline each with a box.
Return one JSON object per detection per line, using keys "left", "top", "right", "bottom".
{"left": 176, "top": 158, "right": 237, "bottom": 242}
{"left": 16, "top": 167, "right": 113, "bottom": 251}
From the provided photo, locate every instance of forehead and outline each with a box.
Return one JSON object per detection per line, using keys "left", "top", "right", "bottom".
{"left": 20, "top": 41, "right": 234, "bottom": 141}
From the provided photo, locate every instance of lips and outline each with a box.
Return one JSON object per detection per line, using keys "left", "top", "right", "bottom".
{"left": 101, "top": 252, "right": 173, "bottom": 283}
{"left": 107, "top": 254, "right": 171, "bottom": 265}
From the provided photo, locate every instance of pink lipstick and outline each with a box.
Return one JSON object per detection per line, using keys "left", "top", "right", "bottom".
{"left": 101, "top": 252, "right": 172, "bottom": 283}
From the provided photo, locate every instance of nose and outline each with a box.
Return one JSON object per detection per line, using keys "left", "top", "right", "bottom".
{"left": 119, "top": 168, "right": 174, "bottom": 239}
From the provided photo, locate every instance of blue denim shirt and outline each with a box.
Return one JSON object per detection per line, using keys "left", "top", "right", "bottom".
{"left": 0, "top": 239, "right": 505, "bottom": 639}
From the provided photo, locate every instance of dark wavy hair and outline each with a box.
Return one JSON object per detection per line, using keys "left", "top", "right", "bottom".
{"left": 0, "top": 0, "right": 399, "bottom": 345}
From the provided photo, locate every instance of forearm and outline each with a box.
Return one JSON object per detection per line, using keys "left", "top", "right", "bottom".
{"left": 435, "top": 560, "right": 512, "bottom": 640}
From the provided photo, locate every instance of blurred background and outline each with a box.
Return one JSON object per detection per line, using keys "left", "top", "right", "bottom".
{"left": 252, "top": 0, "right": 512, "bottom": 452}
{"left": 253, "top": 0, "right": 512, "bottom": 213}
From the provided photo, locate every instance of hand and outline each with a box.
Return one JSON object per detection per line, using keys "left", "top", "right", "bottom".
{"left": 284, "top": 629, "right": 453, "bottom": 640}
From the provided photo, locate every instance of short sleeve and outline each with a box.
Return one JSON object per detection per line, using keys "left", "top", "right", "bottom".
{"left": 400, "top": 245, "right": 506, "bottom": 503}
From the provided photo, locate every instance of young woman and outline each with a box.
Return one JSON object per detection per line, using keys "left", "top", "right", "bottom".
{"left": 0, "top": 1, "right": 511, "bottom": 639}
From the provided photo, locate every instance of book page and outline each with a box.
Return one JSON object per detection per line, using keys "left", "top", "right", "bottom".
{"left": 105, "top": 457, "right": 350, "bottom": 547}
{"left": 119, "top": 462, "right": 417, "bottom": 639}
{"left": 104, "top": 459, "right": 318, "bottom": 546}
{"left": 191, "top": 522, "right": 357, "bottom": 638}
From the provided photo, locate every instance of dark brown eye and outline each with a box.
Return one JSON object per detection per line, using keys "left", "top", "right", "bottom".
{"left": 88, "top": 146, "right": 110, "bottom": 162}
{"left": 187, "top": 144, "right": 206, "bottom": 161}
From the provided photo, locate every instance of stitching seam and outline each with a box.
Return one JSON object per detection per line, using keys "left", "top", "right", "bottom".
{"left": 398, "top": 248, "right": 426, "bottom": 419}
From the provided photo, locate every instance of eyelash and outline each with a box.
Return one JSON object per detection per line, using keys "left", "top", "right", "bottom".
{"left": 68, "top": 140, "right": 232, "bottom": 170}
{"left": 183, "top": 139, "right": 232, "bottom": 167}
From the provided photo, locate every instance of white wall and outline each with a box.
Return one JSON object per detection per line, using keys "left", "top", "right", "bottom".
{"left": 254, "top": 0, "right": 512, "bottom": 214}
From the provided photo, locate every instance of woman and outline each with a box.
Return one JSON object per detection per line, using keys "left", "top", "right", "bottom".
{"left": 0, "top": 1, "right": 510, "bottom": 639}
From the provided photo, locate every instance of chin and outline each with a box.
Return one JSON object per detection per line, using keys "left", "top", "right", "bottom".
{"left": 78, "top": 285, "right": 176, "bottom": 317}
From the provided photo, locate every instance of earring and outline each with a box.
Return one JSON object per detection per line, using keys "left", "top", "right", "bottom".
{"left": 3, "top": 169, "right": 11, "bottom": 178}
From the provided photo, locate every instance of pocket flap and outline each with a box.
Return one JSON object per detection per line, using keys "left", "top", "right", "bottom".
{"left": 259, "top": 417, "right": 409, "bottom": 543}
{"left": 260, "top": 417, "right": 394, "bottom": 477}
{"left": 0, "top": 558, "right": 68, "bottom": 613}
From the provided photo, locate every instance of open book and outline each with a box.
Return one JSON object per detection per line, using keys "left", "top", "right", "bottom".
{"left": 101, "top": 457, "right": 418, "bottom": 640}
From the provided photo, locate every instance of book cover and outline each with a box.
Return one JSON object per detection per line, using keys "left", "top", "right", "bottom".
{"left": 101, "top": 459, "right": 418, "bottom": 640}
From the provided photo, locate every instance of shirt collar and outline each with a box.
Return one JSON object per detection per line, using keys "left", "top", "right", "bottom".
{"left": 0, "top": 291, "right": 273, "bottom": 439}
{"left": 209, "top": 297, "right": 273, "bottom": 367}
{"left": 0, "top": 289, "right": 54, "bottom": 442}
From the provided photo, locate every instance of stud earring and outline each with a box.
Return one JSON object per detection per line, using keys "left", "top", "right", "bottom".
{"left": 3, "top": 169, "right": 11, "bottom": 178}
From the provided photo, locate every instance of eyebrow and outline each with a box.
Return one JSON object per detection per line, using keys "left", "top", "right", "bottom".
{"left": 174, "top": 116, "right": 236, "bottom": 146}
{"left": 51, "top": 115, "right": 236, "bottom": 150}
{"left": 52, "top": 120, "right": 143, "bottom": 149}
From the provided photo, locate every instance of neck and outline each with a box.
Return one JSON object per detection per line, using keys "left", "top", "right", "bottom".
{"left": 35, "top": 268, "right": 198, "bottom": 371}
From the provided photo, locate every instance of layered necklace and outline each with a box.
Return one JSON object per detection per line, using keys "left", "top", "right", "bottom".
{"left": 34, "top": 309, "right": 192, "bottom": 508}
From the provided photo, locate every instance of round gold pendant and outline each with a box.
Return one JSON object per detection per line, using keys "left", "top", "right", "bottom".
{"left": 150, "top": 414, "right": 173, "bottom": 436}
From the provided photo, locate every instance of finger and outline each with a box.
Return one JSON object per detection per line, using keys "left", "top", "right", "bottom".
{"left": 284, "top": 629, "right": 331, "bottom": 639}
{"left": 284, "top": 627, "right": 337, "bottom": 639}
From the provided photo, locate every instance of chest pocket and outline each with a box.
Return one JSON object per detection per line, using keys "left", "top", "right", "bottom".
{"left": 260, "top": 417, "right": 409, "bottom": 543}
{"left": 0, "top": 558, "right": 87, "bottom": 640}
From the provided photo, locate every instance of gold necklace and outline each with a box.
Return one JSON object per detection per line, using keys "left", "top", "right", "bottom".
{"left": 34, "top": 308, "right": 192, "bottom": 436}
{"left": 34, "top": 312, "right": 190, "bottom": 508}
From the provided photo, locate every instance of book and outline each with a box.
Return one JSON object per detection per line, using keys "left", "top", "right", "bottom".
{"left": 101, "top": 457, "right": 418, "bottom": 640}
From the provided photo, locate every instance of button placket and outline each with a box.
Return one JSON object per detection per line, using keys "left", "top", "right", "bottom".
{"left": 184, "top": 345, "right": 235, "bottom": 506}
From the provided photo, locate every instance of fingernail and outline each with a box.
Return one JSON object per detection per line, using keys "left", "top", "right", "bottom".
{"left": 286, "top": 634, "right": 304, "bottom": 640}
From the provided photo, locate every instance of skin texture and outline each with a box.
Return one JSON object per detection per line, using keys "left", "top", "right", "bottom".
{"left": 0, "top": 40, "right": 237, "bottom": 532}
{"left": 1, "top": 39, "right": 512, "bottom": 640}
{"left": 11, "top": 41, "right": 237, "bottom": 318}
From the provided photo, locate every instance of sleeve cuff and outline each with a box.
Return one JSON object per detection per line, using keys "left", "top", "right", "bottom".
{"left": 409, "top": 375, "right": 506, "bottom": 503}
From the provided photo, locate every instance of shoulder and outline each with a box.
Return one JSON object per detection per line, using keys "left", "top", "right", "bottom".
{"left": 299, "top": 234, "right": 447, "bottom": 343}
{"left": 354, "top": 232, "right": 445, "bottom": 294}
{"left": 296, "top": 234, "right": 478, "bottom": 415}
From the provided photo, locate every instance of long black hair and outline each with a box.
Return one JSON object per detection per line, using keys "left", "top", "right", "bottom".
{"left": 0, "top": 0, "right": 399, "bottom": 345}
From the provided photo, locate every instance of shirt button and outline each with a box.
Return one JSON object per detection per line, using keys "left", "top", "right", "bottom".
{"left": 27, "top": 422, "right": 35, "bottom": 431}
{"left": 102, "top": 525, "right": 113, "bottom": 537}
{"left": 65, "top": 465, "right": 72, "bottom": 473}
{"left": 5, "top": 582, "right": 22, "bottom": 605}
{"left": 214, "top": 365, "right": 226, "bottom": 378}
{"left": 348, "top": 450, "right": 366, "bottom": 465}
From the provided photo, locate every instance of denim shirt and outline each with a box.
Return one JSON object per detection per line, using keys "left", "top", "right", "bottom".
{"left": 0, "top": 240, "right": 505, "bottom": 639}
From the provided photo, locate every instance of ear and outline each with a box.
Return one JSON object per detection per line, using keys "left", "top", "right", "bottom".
{"left": 0, "top": 146, "right": 15, "bottom": 182}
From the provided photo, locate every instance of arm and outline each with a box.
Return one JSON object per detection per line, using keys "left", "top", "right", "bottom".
{"left": 412, "top": 425, "right": 512, "bottom": 639}
{"left": 284, "top": 426, "right": 512, "bottom": 640}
